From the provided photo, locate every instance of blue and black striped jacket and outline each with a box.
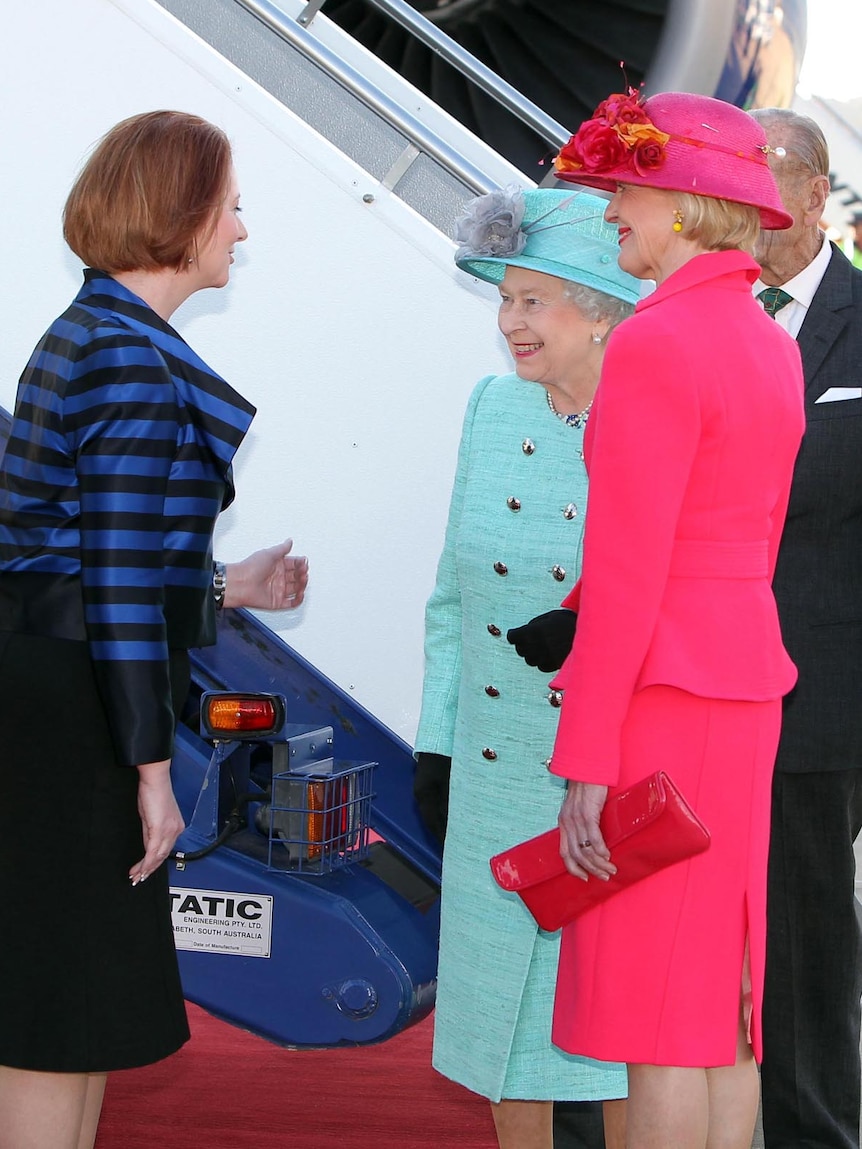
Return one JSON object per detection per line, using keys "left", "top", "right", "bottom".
{"left": 0, "top": 270, "right": 256, "bottom": 765}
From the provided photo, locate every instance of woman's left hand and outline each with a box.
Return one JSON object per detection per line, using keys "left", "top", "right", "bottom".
{"left": 224, "top": 538, "right": 309, "bottom": 610}
{"left": 558, "top": 781, "right": 617, "bottom": 881}
{"left": 131, "top": 760, "right": 185, "bottom": 886}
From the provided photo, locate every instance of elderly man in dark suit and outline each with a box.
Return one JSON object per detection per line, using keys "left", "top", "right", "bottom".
{"left": 750, "top": 107, "right": 862, "bottom": 1149}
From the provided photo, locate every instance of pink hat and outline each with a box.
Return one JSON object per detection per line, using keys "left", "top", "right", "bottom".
{"left": 554, "top": 89, "right": 792, "bottom": 231}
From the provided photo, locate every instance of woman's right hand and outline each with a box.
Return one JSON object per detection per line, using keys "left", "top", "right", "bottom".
{"left": 558, "top": 781, "right": 616, "bottom": 881}
{"left": 130, "top": 760, "right": 185, "bottom": 886}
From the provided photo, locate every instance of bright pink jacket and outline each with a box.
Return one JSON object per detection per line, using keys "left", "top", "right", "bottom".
{"left": 549, "top": 250, "right": 805, "bottom": 786}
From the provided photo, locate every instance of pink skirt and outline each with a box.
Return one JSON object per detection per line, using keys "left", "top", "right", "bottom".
{"left": 552, "top": 684, "right": 780, "bottom": 1067}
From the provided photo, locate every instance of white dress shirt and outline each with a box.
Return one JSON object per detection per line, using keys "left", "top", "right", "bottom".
{"left": 754, "top": 229, "right": 831, "bottom": 338}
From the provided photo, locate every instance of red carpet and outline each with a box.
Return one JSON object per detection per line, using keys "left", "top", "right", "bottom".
{"left": 95, "top": 1004, "right": 497, "bottom": 1148}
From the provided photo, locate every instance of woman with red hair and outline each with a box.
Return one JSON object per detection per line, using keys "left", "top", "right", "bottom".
{"left": 0, "top": 110, "right": 307, "bottom": 1149}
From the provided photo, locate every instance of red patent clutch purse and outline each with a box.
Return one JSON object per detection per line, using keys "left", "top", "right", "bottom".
{"left": 489, "top": 770, "right": 710, "bottom": 931}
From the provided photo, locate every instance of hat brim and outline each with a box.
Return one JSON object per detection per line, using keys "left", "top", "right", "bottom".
{"left": 556, "top": 167, "right": 792, "bottom": 231}
{"left": 456, "top": 252, "right": 641, "bottom": 305}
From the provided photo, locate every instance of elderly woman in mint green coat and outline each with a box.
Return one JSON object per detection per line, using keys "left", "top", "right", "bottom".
{"left": 414, "top": 188, "right": 640, "bottom": 1149}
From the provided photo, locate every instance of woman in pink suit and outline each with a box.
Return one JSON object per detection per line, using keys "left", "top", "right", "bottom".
{"left": 539, "top": 91, "right": 804, "bottom": 1148}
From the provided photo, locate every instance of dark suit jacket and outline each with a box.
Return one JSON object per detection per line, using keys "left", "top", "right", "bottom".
{"left": 773, "top": 243, "right": 862, "bottom": 772}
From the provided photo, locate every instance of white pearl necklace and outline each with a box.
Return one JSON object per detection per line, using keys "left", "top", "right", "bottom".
{"left": 546, "top": 388, "right": 593, "bottom": 428}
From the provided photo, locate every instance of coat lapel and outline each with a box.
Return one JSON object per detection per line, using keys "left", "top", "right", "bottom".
{"left": 76, "top": 271, "right": 256, "bottom": 474}
{"left": 797, "top": 245, "right": 853, "bottom": 395}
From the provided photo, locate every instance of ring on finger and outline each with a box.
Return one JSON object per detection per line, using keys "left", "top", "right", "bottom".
{"left": 579, "top": 839, "right": 592, "bottom": 849}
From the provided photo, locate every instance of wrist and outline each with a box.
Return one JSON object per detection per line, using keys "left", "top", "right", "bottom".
{"left": 136, "top": 760, "right": 172, "bottom": 783}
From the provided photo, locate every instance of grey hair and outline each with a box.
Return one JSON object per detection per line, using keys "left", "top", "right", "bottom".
{"left": 562, "top": 281, "right": 634, "bottom": 331}
{"left": 749, "top": 107, "right": 830, "bottom": 179}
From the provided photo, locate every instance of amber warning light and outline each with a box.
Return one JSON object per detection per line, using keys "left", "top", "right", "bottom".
{"left": 201, "top": 692, "right": 286, "bottom": 740}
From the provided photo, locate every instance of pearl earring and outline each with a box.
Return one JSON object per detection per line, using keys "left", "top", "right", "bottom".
{"left": 591, "top": 332, "right": 602, "bottom": 344}
{"left": 672, "top": 210, "right": 684, "bottom": 233}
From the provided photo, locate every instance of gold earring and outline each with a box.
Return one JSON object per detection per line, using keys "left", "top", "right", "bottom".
{"left": 672, "top": 210, "right": 684, "bottom": 233}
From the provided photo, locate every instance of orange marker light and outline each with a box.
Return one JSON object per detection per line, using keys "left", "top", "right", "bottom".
{"left": 304, "top": 778, "right": 355, "bottom": 860}
{"left": 201, "top": 693, "right": 285, "bottom": 738}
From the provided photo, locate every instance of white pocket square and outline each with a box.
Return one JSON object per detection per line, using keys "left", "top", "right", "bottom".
{"left": 814, "top": 387, "right": 862, "bottom": 403}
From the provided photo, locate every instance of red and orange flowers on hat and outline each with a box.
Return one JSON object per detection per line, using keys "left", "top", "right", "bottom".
{"left": 555, "top": 88, "right": 669, "bottom": 179}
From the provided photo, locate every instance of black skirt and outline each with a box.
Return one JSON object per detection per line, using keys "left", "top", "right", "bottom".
{"left": 0, "top": 632, "right": 191, "bottom": 1072}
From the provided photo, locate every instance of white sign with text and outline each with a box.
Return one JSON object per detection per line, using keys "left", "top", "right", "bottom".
{"left": 170, "top": 887, "right": 273, "bottom": 958}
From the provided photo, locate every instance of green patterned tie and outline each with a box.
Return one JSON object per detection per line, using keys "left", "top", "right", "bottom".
{"left": 758, "top": 287, "right": 793, "bottom": 318}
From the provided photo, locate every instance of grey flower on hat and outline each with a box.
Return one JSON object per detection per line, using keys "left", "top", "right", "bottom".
{"left": 454, "top": 187, "right": 527, "bottom": 262}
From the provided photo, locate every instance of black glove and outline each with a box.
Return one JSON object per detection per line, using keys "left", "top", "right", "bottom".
{"left": 507, "top": 608, "right": 578, "bottom": 673}
{"left": 413, "top": 752, "right": 451, "bottom": 844}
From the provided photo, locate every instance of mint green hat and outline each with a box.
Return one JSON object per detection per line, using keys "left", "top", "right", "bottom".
{"left": 454, "top": 187, "right": 640, "bottom": 305}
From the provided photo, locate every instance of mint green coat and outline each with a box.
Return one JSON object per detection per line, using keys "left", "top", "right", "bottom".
{"left": 415, "top": 373, "right": 626, "bottom": 1102}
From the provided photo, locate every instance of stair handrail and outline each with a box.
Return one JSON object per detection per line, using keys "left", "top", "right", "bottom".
{"left": 310, "top": 0, "right": 572, "bottom": 149}
{"left": 238, "top": 0, "right": 570, "bottom": 175}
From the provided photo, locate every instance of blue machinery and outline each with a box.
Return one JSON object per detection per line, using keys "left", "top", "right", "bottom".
{"left": 170, "top": 610, "right": 442, "bottom": 1047}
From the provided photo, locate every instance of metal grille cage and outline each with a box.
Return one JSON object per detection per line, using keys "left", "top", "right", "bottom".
{"left": 267, "top": 759, "right": 376, "bottom": 874}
